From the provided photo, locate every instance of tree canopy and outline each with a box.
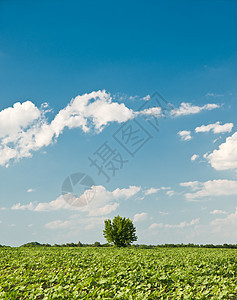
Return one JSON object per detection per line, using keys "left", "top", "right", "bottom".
{"left": 103, "top": 215, "right": 137, "bottom": 247}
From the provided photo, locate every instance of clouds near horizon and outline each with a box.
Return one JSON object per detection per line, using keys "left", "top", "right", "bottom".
{"left": 11, "top": 185, "right": 141, "bottom": 216}
{"left": 181, "top": 179, "right": 237, "bottom": 200}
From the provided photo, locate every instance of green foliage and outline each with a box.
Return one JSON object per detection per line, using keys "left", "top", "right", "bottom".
{"left": 93, "top": 242, "right": 101, "bottom": 247}
{"left": 103, "top": 215, "right": 137, "bottom": 247}
{"left": 0, "top": 247, "right": 237, "bottom": 299}
{"left": 17, "top": 241, "right": 237, "bottom": 249}
{"left": 21, "top": 242, "right": 44, "bottom": 247}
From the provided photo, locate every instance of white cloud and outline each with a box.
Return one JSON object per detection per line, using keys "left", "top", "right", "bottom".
{"left": 27, "top": 188, "right": 35, "bottom": 193}
{"left": 178, "top": 130, "right": 192, "bottom": 141}
{"left": 45, "top": 216, "right": 106, "bottom": 231}
{"left": 142, "top": 95, "right": 151, "bottom": 101}
{"left": 135, "top": 196, "right": 144, "bottom": 201}
{"left": 206, "top": 132, "right": 237, "bottom": 170}
{"left": 65, "top": 90, "right": 134, "bottom": 133}
{"left": 159, "top": 211, "right": 169, "bottom": 216}
{"left": 133, "top": 212, "right": 148, "bottom": 222}
{"left": 112, "top": 186, "right": 141, "bottom": 199}
{"left": 209, "top": 208, "right": 237, "bottom": 238}
{"left": 180, "top": 181, "right": 202, "bottom": 191}
{"left": 11, "top": 202, "right": 35, "bottom": 210}
{"left": 45, "top": 220, "right": 71, "bottom": 229}
{"left": 0, "top": 101, "right": 41, "bottom": 138}
{"left": 144, "top": 187, "right": 160, "bottom": 196}
{"left": 11, "top": 185, "right": 140, "bottom": 216}
{"left": 149, "top": 223, "right": 163, "bottom": 229}
{"left": 171, "top": 102, "right": 219, "bottom": 117}
{"left": 149, "top": 218, "right": 199, "bottom": 230}
{"left": 88, "top": 203, "right": 119, "bottom": 217}
{"left": 0, "top": 102, "right": 51, "bottom": 167}
{"left": 213, "top": 137, "right": 222, "bottom": 144}
{"left": 138, "top": 107, "right": 162, "bottom": 117}
{"left": 210, "top": 210, "right": 227, "bottom": 215}
{"left": 205, "top": 93, "right": 224, "bottom": 97}
{"left": 189, "top": 208, "right": 237, "bottom": 242}
{"left": 191, "top": 154, "right": 199, "bottom": 161}
{"left": 182, "top": 179, "right": 237, "bottom": 200}
{"left": 161, "top": 186, "right": 171, "bottom": 190}
{"left": 0, "top": 90, "right": 165, "bottom": 167}
{"left": 211, "top": 208, "right": 237, "bottom": 226}
{"left": 165, "top": 218, "right": 199, "bottom": 228}
{"left": 166, "top": 190, "right": 174, "bottom": 197}
{"left": 195, "top": 122, "right": 233, "bottom": 134}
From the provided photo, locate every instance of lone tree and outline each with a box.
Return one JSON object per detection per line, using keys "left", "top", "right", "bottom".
{"left": 103, "top": 215, "right": 137, "bottom": 247}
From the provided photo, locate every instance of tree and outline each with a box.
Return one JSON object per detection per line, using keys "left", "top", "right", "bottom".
{"left": 103, "top": 215, "right": 137, "bottom": 247}
{"left": 93, "top": 241, "right": 101, "bottom": 247}
{"left": 77, "top": 241, "right": 83, "bottom": 247}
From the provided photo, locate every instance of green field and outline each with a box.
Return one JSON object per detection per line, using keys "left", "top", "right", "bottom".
{"left": 0, "top": 247, "right": 237, "bottom": 299}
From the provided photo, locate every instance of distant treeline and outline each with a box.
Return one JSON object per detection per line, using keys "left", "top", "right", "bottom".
{"left": 1, "top": 242, "right": 237, "bottom": 248}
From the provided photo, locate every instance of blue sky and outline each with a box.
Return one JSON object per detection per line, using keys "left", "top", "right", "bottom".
{"left": 0, "top": 0, "right": 237, "bottom": 246}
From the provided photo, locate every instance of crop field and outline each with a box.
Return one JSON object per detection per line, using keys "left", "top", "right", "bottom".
{"left": 0, "top": 247, "right": 237, "bottom": 299}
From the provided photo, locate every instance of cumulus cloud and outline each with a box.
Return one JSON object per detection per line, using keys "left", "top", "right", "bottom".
{"left": 0, "top": 91, "right": 136, "bottom": 167}
{"left": 181, "top": 179, "right": 237, "bottom": 200}
{"left": 0, "top": 90, "right": 166, "bottom": 167}
{"left": 88, "top": 203, "right": 120, "bottom": 217}
{"left": 191, "top": 154, "right": 199, "bottom": 161}
{"left": 0, "top": 101, "right": 41, "bottom": 138}
{"left": 112, "top": 186, "right": 141, "bottom": 199}
{"left": 1, "top": 93, "right": 222, "bottom": 168}
{"left": 171, "top": 102, "right": 219, "bottom": 117}
{"left": 133, "top": 212, "right": 148, "bottom": 222}
{"left": 11, "top": 202, "right": 35, "bottom": 210}
{"left": 0, "top": 101, "right": 45, "bottom": 166}
{"left": 144, "top": 188, "right": 160, "bottom": 196}
{"left": 195, "top": 122, "right": 233, "bottom": 134}
{"left": 11, "top": 185, "right": 140, "bottom": 216}
{"left": 178, "top": 130, "right": 192, "bottom": 141}
{"left": 206, "top": 132, "right": 237, "bottom": 170}
{"left": 138, "top": 107, "right": 162, "bottom": 117}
